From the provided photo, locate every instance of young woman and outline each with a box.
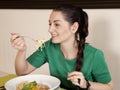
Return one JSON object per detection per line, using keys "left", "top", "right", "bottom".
{"left": 10, "top": 4, "right": 113, "bottom": 90}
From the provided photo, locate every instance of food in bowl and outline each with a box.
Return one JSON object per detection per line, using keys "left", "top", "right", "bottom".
{"left": 5, "top": 74, "right": 60, "bottom": 90}
{"left": 17, "top": 81, "right": 50, "bottom": 90}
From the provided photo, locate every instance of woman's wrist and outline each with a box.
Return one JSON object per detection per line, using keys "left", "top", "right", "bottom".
{"left": 85, "top": 80, "right": 91, "bottom": 90}
{"left": 18, "top": 49, "right": 26, "bottom": 54}
{"left": 78, "top": 79, "right": 91, "bottom": 90}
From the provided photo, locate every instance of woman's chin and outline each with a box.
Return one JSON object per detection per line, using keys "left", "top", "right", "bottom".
{"left": 52, "top": 39, "right": 59, "bottom": 44}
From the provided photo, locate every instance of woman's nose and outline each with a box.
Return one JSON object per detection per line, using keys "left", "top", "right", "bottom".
{"left": 48, "top": 26, "right": 55, "bottom": 33}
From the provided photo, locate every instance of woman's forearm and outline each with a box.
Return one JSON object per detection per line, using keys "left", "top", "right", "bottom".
{"left": 15, "top": 50, "right": 28, "bottom": 75}
{"left": 89, "top": 81, "right": 113, "bottom": 90}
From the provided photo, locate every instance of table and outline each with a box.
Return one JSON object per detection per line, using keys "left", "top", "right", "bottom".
{"left": 0, "top": 71, "right": 16, "bottom": 90}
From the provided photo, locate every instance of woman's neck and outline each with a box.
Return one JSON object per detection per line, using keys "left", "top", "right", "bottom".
{"left": 60, "top": 40, "right": 78, "bottom": 60}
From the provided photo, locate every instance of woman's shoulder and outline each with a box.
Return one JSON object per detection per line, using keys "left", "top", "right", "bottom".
{"left": 84, "top": 43, "right": 102, "bottom": 54}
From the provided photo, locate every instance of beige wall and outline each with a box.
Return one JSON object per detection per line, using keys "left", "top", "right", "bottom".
{"left": 0, "top": 9, "right": 120, "bottom": 89}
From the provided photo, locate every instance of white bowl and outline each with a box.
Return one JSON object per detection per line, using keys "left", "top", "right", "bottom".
{"left": 5, "top": 74, "right": 60, "bottom": 90}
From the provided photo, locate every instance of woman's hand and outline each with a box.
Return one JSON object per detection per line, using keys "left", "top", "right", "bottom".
{"left": 10, "top": 33, "right": 27, "bottom": 51}
{"left": 67, "top": 71, "right": 87, "bottom": 88}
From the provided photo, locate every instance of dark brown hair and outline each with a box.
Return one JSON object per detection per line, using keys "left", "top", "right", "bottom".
{"left": 53, "top": 4, "right": 89, "bottom": 71}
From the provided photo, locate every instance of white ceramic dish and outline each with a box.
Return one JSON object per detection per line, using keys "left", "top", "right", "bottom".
{"left": 5, "top": 74, "right": 60, "bottom": 90}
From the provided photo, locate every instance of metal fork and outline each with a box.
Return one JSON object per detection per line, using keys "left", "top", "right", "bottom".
{"left": 22, "top": 36, "right": 46, "bottom": 51}
{"left": 22, "top": 36, "right": 37, "bottom": 42}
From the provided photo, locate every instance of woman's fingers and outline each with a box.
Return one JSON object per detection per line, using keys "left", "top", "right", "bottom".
{"left": 10, "top": 33, "right": 26, "bottom": 51}
{"left": 67, "top": 71, "right": 84, "bottom": 81}
{"left": 67, "top": 74, "right": 80, "bottom": 86}
{"left": 10, "top": 33, "right": 19, "bottom": 41}
{"left": 67, "top": 71, "right": 87, "bottom": 88}
{"left": 67, "top": 72, "right": 82, "bottom": 85}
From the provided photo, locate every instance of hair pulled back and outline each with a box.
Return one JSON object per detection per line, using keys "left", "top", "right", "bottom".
{"left": 53, "top": 4, "right": 89, "bottom": 71}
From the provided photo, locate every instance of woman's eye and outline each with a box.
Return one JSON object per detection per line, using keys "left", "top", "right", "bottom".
{"left": 55, "top": 24, "right": 59, "bottom": 27}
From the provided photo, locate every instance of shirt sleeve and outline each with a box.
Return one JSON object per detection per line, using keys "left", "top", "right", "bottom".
{"left": 92, "top": 50, "right": 112, "bottom": 83}
{"left": 26, "top": 46, "right": 47, "bottom": 68}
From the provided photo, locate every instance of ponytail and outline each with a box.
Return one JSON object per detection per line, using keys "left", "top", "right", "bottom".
{"left": 75, "top": 9, "right": 89, "bottom": 71}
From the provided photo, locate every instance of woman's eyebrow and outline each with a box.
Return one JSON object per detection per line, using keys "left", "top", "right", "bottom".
{"left": 49, "top": 20, "right": 61, "bottom": 23}
{"left": 54, "top": 20, "right": 61, "bottom": 23}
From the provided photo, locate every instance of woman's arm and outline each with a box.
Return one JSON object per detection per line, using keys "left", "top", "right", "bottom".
{"left": 15, "top": 50, "right": 36, "bottom": 75}
{"left": 67, "top": 71, "right": 113, "bottom": 90}
{"left": 10, "top": 33, "right": 36, "bottom": 75}
{"left": 89, "top": 81, "right": 113, "bottom": 90}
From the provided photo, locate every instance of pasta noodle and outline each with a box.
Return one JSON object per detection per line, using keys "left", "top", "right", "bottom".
{"left": 36, "top": 39, "right": 46, "bottom": 51}
{"left": 16, "top": 81, "right": 50, "bottom": 90}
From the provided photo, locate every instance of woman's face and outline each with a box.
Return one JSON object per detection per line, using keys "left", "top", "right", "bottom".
{"left": 48, "top": 11, "right": 76, "bottom": 44}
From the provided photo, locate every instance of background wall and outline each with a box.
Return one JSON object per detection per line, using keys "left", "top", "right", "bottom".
{"left": 0, "top": 9, "right": 120, "bottom": 90}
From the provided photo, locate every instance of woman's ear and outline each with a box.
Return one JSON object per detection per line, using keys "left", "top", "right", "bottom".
{"left": 71, "top": 22, "right": 79, "bottom": 33}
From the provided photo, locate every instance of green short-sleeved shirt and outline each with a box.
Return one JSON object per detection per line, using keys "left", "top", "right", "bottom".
{"left": 27, "top": 39, "right": 112, "bottom": 89}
